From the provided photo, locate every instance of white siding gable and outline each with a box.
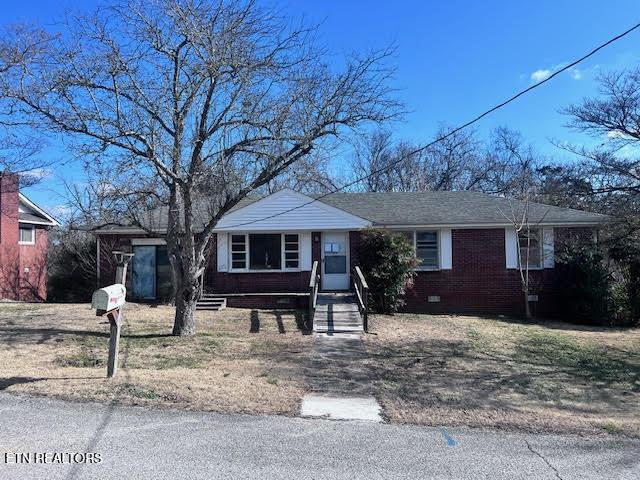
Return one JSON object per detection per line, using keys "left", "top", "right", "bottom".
{"left": 214, "top": 188, "right": 371, "bottom": 232}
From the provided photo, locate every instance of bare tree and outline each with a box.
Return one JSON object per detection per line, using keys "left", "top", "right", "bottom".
{"left": 351, "top": 126, "right": 540, "bottom": 194}
{"left": 0, "top": 0, "right": 399, "bottom": 335}
{"left": 500, "top": 194, "right": 550, "bottom": 320}
{"left": 559, "top": 68, "right": 640, "bottom": 246}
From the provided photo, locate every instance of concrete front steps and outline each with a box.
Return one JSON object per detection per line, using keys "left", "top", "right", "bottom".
{"left": 196, "top": 294, "right": 226, "bottom": 311}
{"left": 313, "top": 293, "right": 364, "bottom": 333}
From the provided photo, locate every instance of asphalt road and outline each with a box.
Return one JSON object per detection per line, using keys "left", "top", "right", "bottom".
{"left": 0, "top": 394, "right": 638, "bottom": 480}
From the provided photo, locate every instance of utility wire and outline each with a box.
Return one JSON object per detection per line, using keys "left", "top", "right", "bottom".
{"left": 221, "top": 21, "right": 640, "bottom": 230}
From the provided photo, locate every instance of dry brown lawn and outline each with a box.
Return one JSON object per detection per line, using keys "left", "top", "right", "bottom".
{"left": 365, "top": 313, "right": 640, "bottom": 436}
{"left": 2, "top": 302, "right": 639, "bottom": 436}
{"left": 0, "top": 302, "right": 313, "bottom": 416}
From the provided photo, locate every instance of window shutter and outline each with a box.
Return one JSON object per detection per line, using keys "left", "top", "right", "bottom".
{"left": 543, "top": 227, "right": 554, "bottom": 268}
{"left": 300, "top": 232, "right": 312, "bottom": 270}
{"left": 217, "top": 233, "right": 228, "bottom": 272}
{"left": 440, "top": 229, "right": 452, "bottom": 270}
{"left": 505, "top": 228, "right": 518, "bottom": 269}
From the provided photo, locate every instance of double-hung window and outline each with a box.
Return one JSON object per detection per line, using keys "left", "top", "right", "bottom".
{"left": 231, "top": 235, "right": 247, "bottom": 269}
{"left": 230, "top": 233, "right": 300, "bottom": 271}
{"left": 518, "top": 228, "right": 542, "bottom": 269}
{"left": 400, "top": 230, "right": 439, "bottom": 270}
{"left": 18, "top": 225, "right": 35, "bottom": 245}
{"left": 284, "top": 234, "right": 299, "bottom": 269}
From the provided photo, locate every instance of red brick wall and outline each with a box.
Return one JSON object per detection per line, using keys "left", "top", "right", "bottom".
{"left": 0, "top": 174, "right": 50, "bottom": 301}
{"left": 401, "top": 228, "right": 562, "bottom": 316}
{"left": 349, "top": 228, "right": 590, "bottom": 317}
{"left": 17, "top": 226, "right": 49, "bottom": 301}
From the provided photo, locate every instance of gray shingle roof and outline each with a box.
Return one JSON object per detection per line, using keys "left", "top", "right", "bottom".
{"left": 315, "top": 191, "right": 610, "bottom": 226}
{"left": 92, "top": 190, "right": 609, "bottom": 233}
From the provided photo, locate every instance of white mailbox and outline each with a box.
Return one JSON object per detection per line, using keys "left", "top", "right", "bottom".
{"left": 92, "top": 284, "right": 126, "bottom": 313}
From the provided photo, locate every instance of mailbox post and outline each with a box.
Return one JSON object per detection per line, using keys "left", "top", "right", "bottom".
{"left": 91, "top": 251, "right": 134, "bottom": 378}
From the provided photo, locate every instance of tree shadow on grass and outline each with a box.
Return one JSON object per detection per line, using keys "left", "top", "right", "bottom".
{"left": 0, "top": 376, "right": 98, "bottom": 390}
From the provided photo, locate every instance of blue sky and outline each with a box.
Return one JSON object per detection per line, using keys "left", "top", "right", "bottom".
{"left": 5, "top": 0, "right": 640, "bottom": 214}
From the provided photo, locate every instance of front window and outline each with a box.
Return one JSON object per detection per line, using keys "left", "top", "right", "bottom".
{"left": 518, "top": 228, "right": 542, "bottom": 268}
{"left": 249, "top": 234, "right": 281, "bottom": 270}
{"left": 399, "top": 230, "right": 439, "bottom": 270}
{"left": 19, "top": 225, "right": 35, "bottom": 244}
{"left": 230, "top": 233, "right": 300, "bottom": 271}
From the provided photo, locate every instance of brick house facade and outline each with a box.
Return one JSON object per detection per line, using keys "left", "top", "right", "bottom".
{"left": 94, "top": 189, "right": 608, "bottom": 317}
{"left": 0, "top": 173, "right": 59, "bottom": 301}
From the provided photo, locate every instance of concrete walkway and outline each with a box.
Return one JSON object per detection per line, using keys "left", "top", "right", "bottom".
{"left": 301, "top": 331, "right": 382, "bottom": 421}
{"left": 1, "top": 393, "right": 638, "bottom": 480}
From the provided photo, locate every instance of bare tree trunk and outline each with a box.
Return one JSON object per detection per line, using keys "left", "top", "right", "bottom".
{"left": 173, "top": 271, "right": 199, "bottom": 336}
{"left": 523, "top": 289, "right": 532, "bottom": 320}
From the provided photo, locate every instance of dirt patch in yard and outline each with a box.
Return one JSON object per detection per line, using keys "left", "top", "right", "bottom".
{"left": 365, "top": 314, "right": 640, "bottom": 436}
{"left": 0, "top": 303, "right": 313, "bottom": 415}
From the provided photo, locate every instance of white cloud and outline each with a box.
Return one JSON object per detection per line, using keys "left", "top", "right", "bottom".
{"left": 22, "top": 167, "right": 52, "bottom": 181}
{"left": 607, "top": 129, "right": 632, "bottom": 140}
{"left": 48, "top": 204, "right": 72, "bottom": 221}
{"left": 529, "top": 63, "right": 584, "bottom": 83}
{"left": 530, "top": 69, "right": 552, "bottom": 82}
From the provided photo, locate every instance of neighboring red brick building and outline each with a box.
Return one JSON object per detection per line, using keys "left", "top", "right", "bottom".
{"left": 0, "top": 173, "right": 59, "bottom": 301}
{"left": 94, "top": 189, "right": 607, "bottom": 317}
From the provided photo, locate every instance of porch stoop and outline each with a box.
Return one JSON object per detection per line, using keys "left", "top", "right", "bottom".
{"left": 196, "top": 294, "right": 227, "bottom": 311}
{"left": 313, "top": 293, "right": 364, "bottom": 333}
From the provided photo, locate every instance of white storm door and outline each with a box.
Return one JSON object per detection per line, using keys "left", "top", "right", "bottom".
{"left": 321, "top": 232, "right": 350, "bottom": 290}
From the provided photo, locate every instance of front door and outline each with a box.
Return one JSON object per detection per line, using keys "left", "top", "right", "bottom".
{"left": 132, "top": 246, "right": 157, "bottom": 299}
{"left": 321, "top": 232, "right": 350, "bottom": 290}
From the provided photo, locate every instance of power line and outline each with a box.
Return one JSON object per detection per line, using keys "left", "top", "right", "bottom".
{"left": 220, "top": 21, "right": 640, "bottom": 230}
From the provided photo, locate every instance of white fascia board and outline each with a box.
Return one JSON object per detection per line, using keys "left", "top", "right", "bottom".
{"left": 18, "top": 193, "right": 60, "bottom": 226}
{"left": 19, "top": 220, "right": 59, "bottom": 226}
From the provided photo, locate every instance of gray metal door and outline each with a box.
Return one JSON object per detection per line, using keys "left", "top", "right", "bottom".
{"left": 132, "top": 246, "right": 156, "bottom": 299}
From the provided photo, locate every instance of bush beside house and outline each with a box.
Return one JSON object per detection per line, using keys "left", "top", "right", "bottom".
{"left": 357, "top": 229, "right": 417, "bottom": 314}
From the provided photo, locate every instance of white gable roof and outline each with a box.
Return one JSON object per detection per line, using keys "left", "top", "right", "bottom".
{"left": 214, "top": 188, "right": 371, "bottom": 232}
{"left": 18, "top": 193, "right": 60, "bottom": 226}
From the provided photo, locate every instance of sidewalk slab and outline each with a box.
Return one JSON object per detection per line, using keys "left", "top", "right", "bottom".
{"left": 301, "top": 393, "right": 382, "bottom": 422}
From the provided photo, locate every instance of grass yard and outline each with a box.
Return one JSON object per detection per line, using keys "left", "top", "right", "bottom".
{"left": 366, "top": 314, "right": 640, "bottom": 436}
{"left": 1, "top": 302, "right": 639, "bottom": 436}
{"left": 0, "top": 302, "right": 313, "bottom": 415}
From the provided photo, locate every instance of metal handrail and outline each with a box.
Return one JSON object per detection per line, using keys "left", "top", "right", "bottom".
{"left": 308, "top": 261, "right": 320, "bottom": 327}
{"left": 353, "top": 266, "right": 369, "bottom": 332}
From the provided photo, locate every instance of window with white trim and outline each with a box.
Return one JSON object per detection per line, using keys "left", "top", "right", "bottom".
{"left": 231, "top": 234, "right": 247, "bottom": 269}
{"left": 399, "top": 230, "right": 439, "bottom": 270}
{"left": 284, "top": 234, "right": 299, "bottom": 268}
{"left": 518, "top": 228, "right": 542, "bottom": 269}
{"left": 229, "top": 233, "right": 300, "bottom": 271}
{"left": 19, "top": 225, "right": 35, "bottom": 244}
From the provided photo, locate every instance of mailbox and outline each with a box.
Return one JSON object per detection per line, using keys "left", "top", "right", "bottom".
{"left": 92, "top": 284, "right": 126, "bottom": 314}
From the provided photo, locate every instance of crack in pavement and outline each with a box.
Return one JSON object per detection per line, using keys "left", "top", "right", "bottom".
{"left": 525, "top": 440, "right": 563, "bottom": 480}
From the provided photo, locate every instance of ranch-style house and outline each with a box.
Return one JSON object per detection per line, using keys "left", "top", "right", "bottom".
{"left": 92, "top": 188, "right": 608, "bottom": 318}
